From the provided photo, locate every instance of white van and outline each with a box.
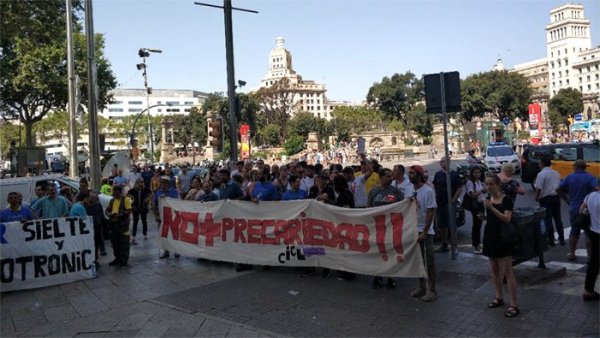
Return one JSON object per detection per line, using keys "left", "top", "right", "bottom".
{"left": 0, "top": 175, "right": 111, "bottom": 211}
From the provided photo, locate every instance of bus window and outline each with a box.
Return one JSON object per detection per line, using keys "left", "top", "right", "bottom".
{"left": 554, "top": 147, "right": 577, "bottom": 161}
{"left": 583, "top": 147, "right": 600, "bottom": 163}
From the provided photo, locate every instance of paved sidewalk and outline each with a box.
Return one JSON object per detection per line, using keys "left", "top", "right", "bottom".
{"left": 1, "top": 219, "right": 598, "bottom": 337}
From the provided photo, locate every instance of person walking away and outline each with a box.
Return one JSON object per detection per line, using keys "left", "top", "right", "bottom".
{"left": 482, "top": 175, "right": 519, "bottom": 318}
{"left": 466, "top": 166, "right": 486, "bottom": 254}
{"left": 557, "top": 160, "right": 598, "bottom": 261}
{"left": 580, "top": 182, "right": 600, "bottom": 301}
{"left": 105, "top": 186, "right": 132, "bottom": 267}
{"left": 31, "top": 185, "right": 69, "bottom": 219}
{"left": 534, "top": 157, "right": 565, "bottom": 246}
{"left": 498, "top": 163, "right": 524, "bottom": 203}
{"left": 85, "top": 192, "right": 107, "bottom": 262}
{"left": 0, "top": 192, "right": 34, "bottom": 222}
{"left": 128, "top": 178, "right": 151, "bottom": 244}
{"left": 432, "top": 158, "right": 464, "bottom": 258}
{"left": 153, "top": 176, "right": 180, "bottom": 259}
{"left": 407, "top": 165, "right": 438, "bottom": 302}
{"left": 368, "top": 168, "right": 403, "bottom": 289}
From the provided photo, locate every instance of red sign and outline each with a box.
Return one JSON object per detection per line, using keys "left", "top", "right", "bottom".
{"left": 240, "top": 124, "right": 251, "bottom": 160}
{"left": 528, "top": 103, "right": 542, "bottom": 136}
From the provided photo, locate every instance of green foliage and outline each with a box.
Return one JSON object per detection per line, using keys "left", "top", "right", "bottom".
{"left": 0, "top": 0, "right": 116, "bottom": 146}
{"left": 257, "top": 124, "right": 281, "bottom": 147}
{"left": 366, "top": 71, "right": 424, "bottom": 128}
{"left": 252, "top": 151, "right": 269, "bottom": 160}
{"left": 461, "top": 70, "right": 531, "bottom": 121}
{"left": 548, "top": 88, "right": 583, "bottom": 119}
{"left": 0, "top": 123, "right": 23, "bottom": 160}
{"left": 288, "top": 112, "right": 319, "bottom": 139}
{"left": 283, "top": 135, "right": 305, "bottom": 156}
{"left": 330, "top": 106, "right": 383, "bottom": 136}
{"left": 255, "top": 78, "right": 297, "bottom": 144}
{"left": 547, "top": 110, "right": 566, "bottom": 133}
{"left": 406, "top": 103, "right": 433, "bottom": 138}
{"left": 169, "top": 107, "right": 207, "bottom": 152}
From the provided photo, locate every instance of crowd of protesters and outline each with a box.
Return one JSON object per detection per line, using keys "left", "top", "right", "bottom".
{"left": 2, "top": 150, "right": 598, "bottom": 312}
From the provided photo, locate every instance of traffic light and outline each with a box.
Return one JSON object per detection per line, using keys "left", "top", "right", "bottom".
{"left": 138, "top": 48, "right": 150, "bottom": 58}
{"left": 209, "top": 119, "right": 223, "bottom": 151}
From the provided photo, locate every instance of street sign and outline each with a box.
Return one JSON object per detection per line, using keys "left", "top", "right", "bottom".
{"left": 502, "top": 117, "right": 510, "bottom": 126}
{"left": 424, "top": 72, "right": 461, "bottom": 114}
{"left": 575, "top": 113, "right": 582, "bottom": 121}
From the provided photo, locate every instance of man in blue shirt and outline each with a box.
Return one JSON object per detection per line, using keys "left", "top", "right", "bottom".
{"left": 282, "top": 175, "right": 308, "bottom": 201}
{"left": 198, "top": 182, "right": 219, "bottom": 202}
{"left": 31, "top": 185, "right": 69, "bottom": 219}
{"left": 218, "top": 169, "right": 243, "bottom": 200}
{"left": 251, "top": 168, "right": 277, "bottom": 202}
{"left": 69, "top": 192, "right": 89, "bottom": 217}
{"left": 557, "top": 160, "right": 599, "bottom": 261}
{"left": 0, "top": 192, "right": 34, "bottom": 222}
{"left": 153, "top": 176, "right": 180, "bottom": 259}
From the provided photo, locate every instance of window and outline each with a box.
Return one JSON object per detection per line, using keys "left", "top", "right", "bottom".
{"left": 166, "top": 101, "right": 179, "bottom": 105}
{"left": 157, "top": 109, "right": 162, "bottom": 112}
{"left": 184, "top": 109, "right": 191, "bottom": 112}
{"left": 554, "top": 147, "right": 577, "bottom": 161}
{"left": 112, "top": 100, "right": 123, "bottom": 104}
{"left": 184, "top": 101, "right": 194, "bottom": 105}
{"left": 128, "top": 101, "right": 143, "bottom": 105}
{"left": 166, "top": 108, "right": 180, "bottom": 112}
{"left": 565, "top": 59, "right": 568, "bottom": 66}
{"left": 108, "top": 108, "right": 123, "bottom": 112}
{"left": 128, "top": 108, "right": 142, "bottom": 112}
{"left": 583, "top": 147, "right": 600, "bottom": 162}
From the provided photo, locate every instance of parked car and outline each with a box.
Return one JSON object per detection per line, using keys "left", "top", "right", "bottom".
{"left": 0, "top": 175, "right": 112, "bottom": 211}
{"left": 483, "top": 142, "right": 521, "bottom": 174}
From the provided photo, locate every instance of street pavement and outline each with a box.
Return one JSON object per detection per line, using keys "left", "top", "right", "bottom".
{"left": 1, "top": 156, "right": 599, "bottom": 337}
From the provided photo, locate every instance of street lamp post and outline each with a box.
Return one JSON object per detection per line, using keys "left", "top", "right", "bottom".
{"left": 137, "top": 48, "right": 162, "bottom": 162}
{"left": 129, "top": 103, "right": 176, "bottom": 153}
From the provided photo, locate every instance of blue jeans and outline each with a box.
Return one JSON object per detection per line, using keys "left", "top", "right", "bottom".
{"left": 539, "top": 195, "right": 564, "bottom": 242}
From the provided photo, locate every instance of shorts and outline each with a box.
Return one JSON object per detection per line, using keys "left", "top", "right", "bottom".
{"left": 419, "top": 233, "right": 435, "bottom": 266}
{"left": 570, "top": 210, "right": 583, "bottom": 237}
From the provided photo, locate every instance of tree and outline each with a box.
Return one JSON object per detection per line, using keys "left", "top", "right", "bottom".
{"left": 0, "top": 0, "right": 116, "bottom": 146}
{"left": 255, "top": 78, "right": 298, "bottom": 145}
{"left": 288, "top": 112, "right": 319, "bottom": 139}
{"left": 461, "top": 70, "right": 531, "bottom": 121}
{"left": 257, "top": 124, "right": 281, "bottom": 147}
{"left": 330, "top": 106, "right": 383, "bottom": 136}
{"left": 170, "top": 107, "right": 207, "bottom": 153}
{"left": 366, "top": 72, "right": 424, "bottom": 131}
{"left": 0, "top": 122, "right": 22, "bottom": 160}
{"left": 548, "top": 88, "right": 583, "bottom": 131}
{"left": 406, "top": 104, "right": 433, "bottom": 139}
{"left": 283, "top": 135, "right": 305, "bottom": 156}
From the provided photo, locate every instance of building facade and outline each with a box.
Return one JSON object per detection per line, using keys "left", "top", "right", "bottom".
{"left": 44, "top": 88, "right": 207, "bottom": 156}
{"left": 511, "top": 3, "right": 599, "bottom": 121}
{"left": 259, "top": 37, "right": 333, "bottom": 120}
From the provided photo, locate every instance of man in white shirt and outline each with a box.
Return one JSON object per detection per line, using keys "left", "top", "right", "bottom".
{"left": 534, "top": 157, "right": 565, "bottom": 246}
{"left": 408, "top": 165, "right": 438, "bottom": 302}
{"left": 392, "top": 164, "right": 412, "bottom": 197}
{"left": 343, "top": 166, "right": 367, "bottom": 208}
{"left": 301, "top": 165, "right": 315, "bottom": 193}
{"left": 127, "top": 167, "right": 141, "bottom": 191}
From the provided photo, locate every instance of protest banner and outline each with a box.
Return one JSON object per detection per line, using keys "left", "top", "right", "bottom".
{"left": 1, "top": 217, "right": 96, "bottom": 292}
{"left": 159, "top": 198, "right": 426, "bottom": 278}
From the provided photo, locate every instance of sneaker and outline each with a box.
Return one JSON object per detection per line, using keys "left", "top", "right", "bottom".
{"left": 410, "top": 287, "right": 426, "bottom": 298}
{"left": 386, "top": 278, "right": 396, "bottom": 289}
{"left": 174, "top": 253, "right": 181, "bottom": 258}
{"left": 559, "top": 239, "right": 566, "bottom": 246}
{"left": 108, "top": 260, "right": 120, "bottom": 266}
{"left": 100, "top": 250, "right": 107, "bottom": 256}
{"left": 144, "top": 235, "right": 148, "bottom": 240}
{"left": 119, "top": 261, "right": 128, "bottom": 267}
{"left": 371, "top": 277, "right": 383, "bottom": 289}
{"left": 421, "top": 290, "right": 438, "bottom": 302}
{"left": 473, "top": 246, "right": 482, "bottom": 255}
{"left": 131, "top": 240, "right": 138, "bottom": 246}
{"left": 159, "top": 252, "right": 170, "bottom": 259}
{"left": 567, "top": 253, "right": 577, "bottom": 261}
{"left": 548, "top": 240, "right": 556, "bottom": 247}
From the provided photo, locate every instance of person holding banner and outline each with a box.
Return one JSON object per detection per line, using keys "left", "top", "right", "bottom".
{"left": 368, "top": 168, "right": 404, "bottom": 289}
{"left": 105, "top": 186, "right": 132, "bottom": 267}
{"left": 408, "top": 165, "right": 438, "bottom": 302}
{"left": 154, "top": 176, "right": 180, "bottom": 259}
{"left": 1, "top": 192, "right": 34, "bottom": 222}
{"left": 31, "top": 185, "right": 69, "bottom": 219}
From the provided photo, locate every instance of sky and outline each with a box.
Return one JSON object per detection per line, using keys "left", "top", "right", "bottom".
{"left": 93, "top": 0, "right": 600, "bottom": 102}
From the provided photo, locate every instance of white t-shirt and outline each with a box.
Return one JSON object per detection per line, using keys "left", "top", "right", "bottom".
{"left": 534, "top": 167, "right": 561, "bottom": 199}
{"left": 584, "top": 191, "right": 600, "bottom": 234}
{"left": 466, "top": 180, "right": 486, "bottom": 203}
{"left": 349, "top": 176, "right": 368, "bottom": 208}
{"left": 391, "top": 178, "right": 412, "bottom": 198}
{"left": 128, "top": 172, "right": 141, "bottom": 189}
{"left": 415, "top": 184, "right": 437, "bottom": 235}
{"left": 301, "top": 176, "right": 315, "bottom": 193}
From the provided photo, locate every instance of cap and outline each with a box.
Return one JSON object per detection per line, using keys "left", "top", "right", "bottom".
{"left": 410, "top": 165, "right": 425, "bottom": 176}
{"left": 160, "top": 175, "right": 171, "bottom": 182}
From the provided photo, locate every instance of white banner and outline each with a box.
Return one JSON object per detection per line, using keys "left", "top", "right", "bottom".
{"left": 159, "top": 198, "right": 426, "bottom": 278}
{"left": 1, "top": 217, "right": 96, "bottom": 292}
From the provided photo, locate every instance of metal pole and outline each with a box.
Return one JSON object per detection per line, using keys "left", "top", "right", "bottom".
{"left": 440, "top": 72, "right": 457, "bottom": 257}
{"left": 143, "top": 57, "right": 154, "bottom": 162}
{"left": 224, "top": 0, "right": 238, "bottom": 163}
{"left": 66, "top": 0, "right": 79, "bottom": 178}
{"left": 85, "top": 0, "right": 101, "bottom": 190}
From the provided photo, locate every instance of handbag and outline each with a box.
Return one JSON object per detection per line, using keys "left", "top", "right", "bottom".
{"left": 574, "top": 212, "right": 591, "bottom": 232}
{"left": 462, "top": 194, "right": 478, "bottom": 212}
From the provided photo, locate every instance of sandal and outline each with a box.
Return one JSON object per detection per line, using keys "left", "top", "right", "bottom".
{"left": 488, "top": 298, "right": 504, "bottom": 308}
{"left": 504, "top": 305, "right": 520, "bottom": 318}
